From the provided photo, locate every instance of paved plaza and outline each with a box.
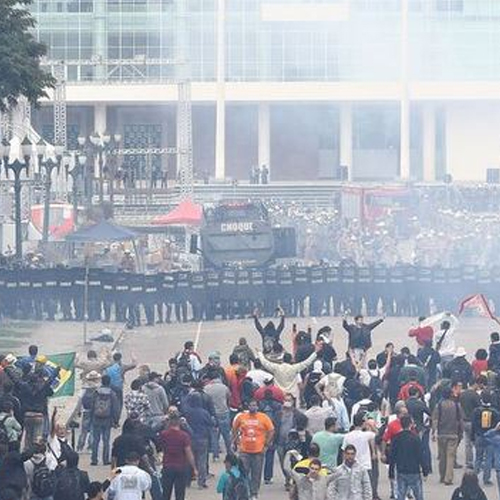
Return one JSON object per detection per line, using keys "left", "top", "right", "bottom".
{"left": 2, "top": 315, "right": 499, "bottom": 499}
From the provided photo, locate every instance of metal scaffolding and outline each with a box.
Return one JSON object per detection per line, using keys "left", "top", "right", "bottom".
{"left": 42, "top": 0, "right": 195, "bottom": 201}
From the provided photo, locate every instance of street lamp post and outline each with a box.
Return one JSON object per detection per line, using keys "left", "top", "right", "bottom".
{"left": 66, "top": 153, "right": 87, "bottom": 227}
{"left": 37, "top": 139, "right": 64, "bottom": 244}
{"left": 1, "top": 137, "right": 33, "bottom": 260}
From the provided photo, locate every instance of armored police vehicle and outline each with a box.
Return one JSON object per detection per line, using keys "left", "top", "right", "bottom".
{"left": 193, "top": 202, "right": 295, "bottom": 268}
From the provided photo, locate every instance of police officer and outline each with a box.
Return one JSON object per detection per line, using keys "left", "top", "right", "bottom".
{"left": 220, "top": 266, "right": 237, "bottom": 320}
{"left": 388, "top": 265, "right": 406, "bottom": 316}
{"left": 324, "top": 265, "right": 341, "bottom": 316}
{"left": 101, "top": 270, "right": 115, "bottom": 322}
{"left": 174, "top": 268, "right": 190, "bottom": 322}
{"left": 127, "top": 273, "right": 143, "bottom": 327}
{"left": 87, "top": 268, "right": 103, "bottom": 322}
{"left": 355, "top": 266, "right": 371, "bottom": 317}
{"left": 205, "top": 268, "right": 220, "bottom": 321}
{"left": 339, "top": 262, "right": 356, "bottom": 314}
{"left": 235, "top": 267, "right": 251, "bottom": 318}
{"left": 264, "top": 267, "right": 278, "bottom": 316}
{"left": 57, "top": 265, "right": 74, "bottom": 321}
{"left": 114, "top": 272, "right": 129, "bottom": 323}
{"left": 73, "top": 267, "right": 87, "bottom": 322}
{"left": 249, "top": 267, "right": 265, "bottom": 313}
{"left": 43, "top": 268, "right": 58, "bottom": 321}
{"left": 416, "top": 265, "right": 433, "bottom": 317}
{"left": 190, "top": 269, "right": 206, "bottom": 322}
{"left": 143, "top": 273, "right": 158, "bottom": 325}
{"left": 160, "top": 272, "right": 176, "bottom": 323}
{"left": 292, "top": 265, "right": 308, "bottom": 317}
{"left": 279, "top": 265, "right": 295, "bottom": 316}
{"left": 309, "top": 264, "right": 326, "bottom": 317}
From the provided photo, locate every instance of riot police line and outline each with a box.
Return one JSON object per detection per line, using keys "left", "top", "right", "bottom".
{"left": 0, "top": 264, "right": 497, "bottom": 325}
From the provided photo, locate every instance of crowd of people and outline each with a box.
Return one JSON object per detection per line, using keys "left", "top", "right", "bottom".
{"left": 0, "top": 306, "right": 500, "bottom": 500}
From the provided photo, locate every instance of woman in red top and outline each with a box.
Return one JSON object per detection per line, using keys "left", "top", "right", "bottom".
{"left": 160, "top": 412, "right": 197, "bottom": 500}
{"left": 472, "top": 349, "right": 489, "bottom": 378}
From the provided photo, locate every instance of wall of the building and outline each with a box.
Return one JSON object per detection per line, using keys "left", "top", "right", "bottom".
{"left": 446, "top": 102, "right": 500, "bottom": 182}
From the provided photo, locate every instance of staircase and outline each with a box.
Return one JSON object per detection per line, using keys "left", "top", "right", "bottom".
{"left": 113, "top": 181, "right": 342, "bottom": 225}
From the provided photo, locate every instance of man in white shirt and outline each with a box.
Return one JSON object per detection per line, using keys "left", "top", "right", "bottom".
{"left": 108, "top": 451, "right": 152, "bottom": 500}
{"left": 342, "top": 413, "right": 376, "bottom": 473}
{"left": 246, "top": 358, "right": 271, "bottom": 387}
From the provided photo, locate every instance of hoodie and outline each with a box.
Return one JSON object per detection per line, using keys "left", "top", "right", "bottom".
{"left": 143, "top": 381, "right": 169, "bottom": 417}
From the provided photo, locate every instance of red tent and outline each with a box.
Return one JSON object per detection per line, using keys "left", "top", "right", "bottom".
{"left": 152, "top": 199, "right": 202, "bottom": 226}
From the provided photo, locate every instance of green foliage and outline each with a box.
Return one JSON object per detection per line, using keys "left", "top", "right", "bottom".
{"left": 0, "top": 0, "right": 55, "bottom": 111}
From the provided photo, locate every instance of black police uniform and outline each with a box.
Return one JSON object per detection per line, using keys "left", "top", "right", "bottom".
{"left": 143, "top": 274, "right": 159, "bottom": 325}
{"left": 205, "top": 269, "right": 220, "bottom": 321}
{"left": 309, "top": 265, "right": 326, "bottom": 317}
{"left": 190, "top": 271, "right": 206, "bottom": 322}
{"left": 292, "top": 266, "right": 308, "bottom": 317}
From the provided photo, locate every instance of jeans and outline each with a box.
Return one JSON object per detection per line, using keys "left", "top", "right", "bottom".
{"left": 91, "top": 420, "right": 111, "bottom": 465}
{"left": 162, "top": 467, "right": 187, "bottom": 500}
{"left": 264, "top": 446, "right": 275, "bottom": 482}
{"left": 24, "top": 412, "right": 44, "bottom": 451}
{"left": 397, "top": 473, "right": 423, "bottom": 500}
{"left": 420, "top": 428, "right": 432, "bottom": 476}
{"left": 150, "top": 471, "right": 163, "bottom": 500}
{"left": 438, "top": 435, "right": 458, "bottom": 484}
{"left": 192, "top": 438, "right": 209, "bottom": 487}
{"left": 475, "top": 435, "right": 493, "bottom": 483}
{"left": 212, "top": 414, "right": 232, "bottom": 459}
{"left": 464, "top": 421, "right": 474, "bottom": 469}
{"left": 77, "top": 410, "right": 92, "bottom": 451}
{"left": 239, "top": 452, "right": 265, "bottom": 497}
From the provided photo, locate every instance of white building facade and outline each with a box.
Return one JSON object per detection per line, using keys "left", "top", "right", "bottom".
{"left": 31, "top": 0, "right": 500, "bottom": 182}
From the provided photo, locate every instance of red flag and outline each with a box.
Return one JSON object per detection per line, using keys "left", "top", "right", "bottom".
{"left": 459, "top": 294, "right": 500, "bottom": 325}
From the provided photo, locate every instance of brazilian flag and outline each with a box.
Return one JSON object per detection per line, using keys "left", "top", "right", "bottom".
{"left": 47, "top": 352, "right": 76, "bottom": 398}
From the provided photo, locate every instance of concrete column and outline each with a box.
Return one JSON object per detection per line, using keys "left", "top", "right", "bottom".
{"left": 215, "top": 0, "right": 226, "bottom": 180}
{"left": 339, "top": 103, "right": 352, "bottom": 180}
{"left": 94, "top": 104, "right": 107, "bottom": 134}
{"left": 422, "top": 103, "right": 436, "bottom": 182}
{"left": 258, "top": 103, "right": 271, "bottom": 174}
{"left": 399, "top": 0, "right": 411, "bottom": 180}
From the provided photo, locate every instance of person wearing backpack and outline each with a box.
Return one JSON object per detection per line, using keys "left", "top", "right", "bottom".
{"left": 217, "top": 453, "right": 250, "bottom": 500}
{"left": 54, "top": 450, "right": 90, "bottom": 500}
{"left": 0, "top": 400, "right": 22, "bottom": 453}
{"left": 23, "top": 441, "right": 58, "bottom": 500}
{"left": 90, "top": 374, "right": 119, "bottom": 466}
{"left": 471, "top": 391, "right": 500, "bottom": 485}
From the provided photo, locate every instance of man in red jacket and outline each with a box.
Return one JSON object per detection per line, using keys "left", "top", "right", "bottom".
{"left": 408, "top": 316, "right": 434, "bottom": 347}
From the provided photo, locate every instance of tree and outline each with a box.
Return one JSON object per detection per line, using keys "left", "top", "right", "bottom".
{"left": 0, "top": 0, "right": 55, "bottom": 112}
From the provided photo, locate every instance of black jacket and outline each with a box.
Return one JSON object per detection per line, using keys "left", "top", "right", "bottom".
{"left": 489, "top": 343, "right": 500, "bottom": 373}
{"left": 342, "top": 319, "right": 383, "bottom": 350}
{"left": 443, "top": 357, "right": 473, "bottom": 387}
{"left": 390, "top": 430, "right": 425, "bottom": 475}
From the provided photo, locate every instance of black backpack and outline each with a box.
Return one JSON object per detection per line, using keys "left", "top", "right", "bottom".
{"left": 54, "top": 469, "right": 83, "bottom": 500}
{"left": 225, "top": 471, "right": 250, "bottom": 500}
{"left": 32, "top": 459, "right": 56, "bottom": 498}
{"left": 93, "top": 390, "right": 112, "bottom": 419}
{"left": 368, "top": 371, "right": 384, "bottom": 398}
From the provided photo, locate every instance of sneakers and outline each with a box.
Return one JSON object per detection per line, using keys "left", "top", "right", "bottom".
{"left": 264, "top": 479, "right": 273, "bottom": 485}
